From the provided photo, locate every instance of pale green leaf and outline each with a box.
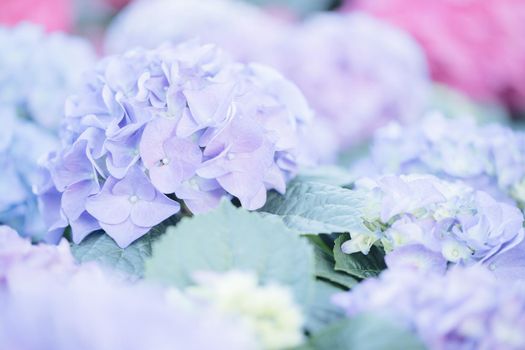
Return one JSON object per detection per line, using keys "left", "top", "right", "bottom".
{"left": 71, "top": 230, "right": 161, "bottom": 279}
{"left": 145, "top": 201, "right": 315, "bottom": 306}
{"left": 260, "top": 180, "right": 368, "bottom": 235}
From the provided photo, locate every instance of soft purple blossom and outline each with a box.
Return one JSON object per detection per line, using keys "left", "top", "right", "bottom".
{"left": 334, "top": 266, "right": 525, "bottom": 350}
{"left": 0, "top": 225, "right": 76, "bottom": 289}
{"left": 0, "top": 272, "right": 257, "bottom": 350}
{"left": 342, "top": 174, "right": 524, "bottom": 276}
{"left": 0, "top": 24, "right": 96, "bottom": 240}
{"left": 273, "top": 12, "right": 430, "bottom": 148}
{"left": 0, "top": 227, "right": 258, "bottom": 350}
{"left": 37, "top": 42, "right": 312, "bottom": 247}
{"left": 366, "top": 112, "right": 525, "bottom": 206}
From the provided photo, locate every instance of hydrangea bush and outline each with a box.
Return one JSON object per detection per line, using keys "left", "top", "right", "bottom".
{"left": 341, "top": 174, "right": 524, "bottom": 272}
{"left": 37, "top": 41, "right": 312, "bottom": 247}
{"left": 334, "top": 266, "right": 525, "bottom": 349}
{"left": 365, "top": 113, "right": 525, "bottom": 206}
{"left": 0, "top": 24, "right": 95, "bottom": 239}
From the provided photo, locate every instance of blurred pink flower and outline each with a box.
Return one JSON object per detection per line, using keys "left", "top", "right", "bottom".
{"left": 0, "top": 0, "right": 72, "bottom": 32}
{"left": 349, "top": 0, "right": 525, "bottom": 111}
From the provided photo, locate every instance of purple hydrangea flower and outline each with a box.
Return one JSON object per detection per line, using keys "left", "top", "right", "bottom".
{"left": 0, "top": 227, "right": 258, "bottom": 350}
{"left": 106, "top": 0, "right": 356, "bottom": 165}
{"left": 366, "top": 112, "right": 525, "bottom": 206}
{"left": 342, "top": 174, "right": 524, "bottom": 276}
{"left": 333, "top": 266, "right": 525, "bottom": 350}
{"left": 273, "top": 12, "right": 430, "bottom": 148}
{"left": 37, "top": 42, "right": 312, "bottom": 247}
{"left": 0, "top": 24, "right": 96, "bottom": 240}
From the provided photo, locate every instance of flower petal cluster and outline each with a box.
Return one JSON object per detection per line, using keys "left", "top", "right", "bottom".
{"left": 175, "top": 270, "right": 304, "bottom": 350}
{"left": 273, "top": 12, "right": 430, "bottom": 148}
{"left": 105, "top": 0, "right": 342, "bottom": 163}
{"left": 367, "top": 113, "right": 525, "bottom": 206}
{"left": 0, "top": 24, "right": 95, "bottom": 239}
{"left": 342, "top": 174, "right": 524, "bottom": 272}
{"left": 350, "top": 0, "right": 525, "bottom": 111}
{"left": 0, "top": 228, "right": 258, "bottom": 350}
{"left": 37, "top": 42, "right": 312, "bottom": 247}
{"left": 334, "top": 266, "right": 525, "bottom": 350}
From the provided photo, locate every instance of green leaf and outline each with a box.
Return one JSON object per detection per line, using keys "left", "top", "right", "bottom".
{"left": 333, "top": 234, "right": 386, "bottom": 279}
{"left": 308, "top": 235, "right": 358, "bottom": 289}
{"left": 305, "top": 280, "right": 346, "bottom": 334}
{"left": 260, "top": 180, "right": 368, "bottom": 235}
{"left": 303, "top": 314, "right": 425, "bottom": 350}
{"left": 144, "top": 201, "right": 315, "bottom": 307}
{"left": 71, "top": 230, "right": 162, "bottom": 279}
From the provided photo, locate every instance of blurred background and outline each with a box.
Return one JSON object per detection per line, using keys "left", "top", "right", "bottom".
{"left": 3, "top": 0, "right": 524, "bottom": 120}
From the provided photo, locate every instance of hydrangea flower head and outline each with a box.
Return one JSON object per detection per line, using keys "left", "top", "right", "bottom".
{"left": 368, "top": 113, "right": 525, "bottom": 207}
{"left": 350, "top": 0, "right": 525, "bottom": 111}
{"left": 105, "top": 1, "right": 341, "bottom": 162}
{"left": 273, "top": 12, "right": 430, "bottom": 148}
{"left": 177, "top": 270, "right": 304, "bottom": 350}
{"left": 38, "top": 42, "right": 312, "bottom": 248}
{"left": 334, "top": 266, "right": 525, "bottom": 350}
{"left": 0, "top": 24, "right": 96, "bottom": 239}
{"left": 342, "top": 174, "right": 524, "bottom": 274}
